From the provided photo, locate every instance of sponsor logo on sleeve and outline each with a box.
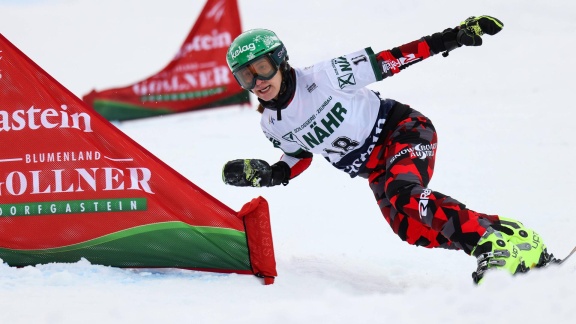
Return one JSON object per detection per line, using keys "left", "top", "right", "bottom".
{"left": 418, "top": 188, "right": 432, "bottom": 219}
{"left": 331, "top": 56, "right": 356, "bottom": 88}
{"left": 337, "top": 73, "right": 356, "bottom": 89}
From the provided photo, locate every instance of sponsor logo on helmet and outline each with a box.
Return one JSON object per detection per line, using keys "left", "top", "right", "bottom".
{"left": 276, "top": 46, "right": 286, "bottom": 60}
{"left": 230, "top": 43, "right": 256, "bottom": 60}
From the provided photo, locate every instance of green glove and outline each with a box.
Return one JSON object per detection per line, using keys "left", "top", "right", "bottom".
{"left": 457, "top": 16, "right": 504, "bottom": 46}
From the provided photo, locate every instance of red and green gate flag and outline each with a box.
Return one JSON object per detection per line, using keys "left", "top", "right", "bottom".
{"left": 0, "top": 33, "right": 276, "bottom": 284}
{"left": 82, "top": 0, "right": 250, "bottom": 121}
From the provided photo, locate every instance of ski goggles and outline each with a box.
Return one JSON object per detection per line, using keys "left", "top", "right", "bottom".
{"left": 232, "top": 55, "right": 279, "bottom": 90}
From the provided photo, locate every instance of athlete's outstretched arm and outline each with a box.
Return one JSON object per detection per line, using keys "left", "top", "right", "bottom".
{"left": 376, "top": 16, "right": 503, "bottom": 79}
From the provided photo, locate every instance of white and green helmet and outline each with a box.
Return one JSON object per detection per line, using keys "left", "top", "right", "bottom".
{"left": 226, "top": 29, "right": 287, "bottom": 73}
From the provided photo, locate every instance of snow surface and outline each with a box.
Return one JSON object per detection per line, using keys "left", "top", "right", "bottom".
{"left": 1, "top": 0, "right": 575, "bottom": 323}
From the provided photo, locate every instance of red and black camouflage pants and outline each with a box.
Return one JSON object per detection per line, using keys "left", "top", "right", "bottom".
{"left": 364, "top": 103, "right": 499, "bottom": 254}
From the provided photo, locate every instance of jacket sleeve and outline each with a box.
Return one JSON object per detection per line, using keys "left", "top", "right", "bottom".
{"left": 270, "top": 150, "right": 313, "bottom": 186}
{"left": 376, "top": 28, "right": 460, "bottom": 80}
{"left": 280, "top": 151, "right": 313, "bottom": 180}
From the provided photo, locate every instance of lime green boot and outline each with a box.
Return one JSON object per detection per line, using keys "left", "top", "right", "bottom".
{"left": 471, "top": 227, "right": 526, "bottom": 284}
{"left": 492, "top": 217, "right": 552, "bottom": 269}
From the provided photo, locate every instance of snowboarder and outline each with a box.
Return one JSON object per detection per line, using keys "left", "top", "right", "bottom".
{"left": 222, "top": 16, "right": 551, "bottom": 283}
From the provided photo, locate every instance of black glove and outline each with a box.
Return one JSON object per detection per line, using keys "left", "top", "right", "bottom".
{"left": 222, "top": 159, "right": 290, "bottom": 187}
{"left": 457, "top": 15, "right": 504, "bottom": 46}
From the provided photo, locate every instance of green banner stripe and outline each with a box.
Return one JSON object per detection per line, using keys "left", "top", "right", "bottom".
{"left": 141, "top": 87, "right": 226, "bottom": 102}
{"left": 9, "top": 222, "right": 245, "bottom": 253}
{"left": 0, "top": 222, "right": 251, "bottom": 270}
{"left": 93, "top": 91, "right": 250, "bottom": 121}
{"left": 93, "top": 100, "right": 172, "bottom": 121}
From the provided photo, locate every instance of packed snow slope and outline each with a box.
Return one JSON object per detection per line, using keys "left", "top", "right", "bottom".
{"left": 1, "top": 0, "right": 575, "bottom": 323}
